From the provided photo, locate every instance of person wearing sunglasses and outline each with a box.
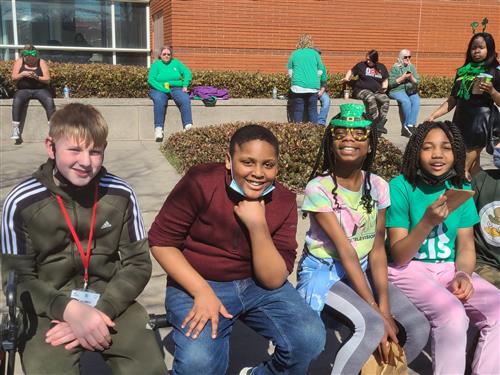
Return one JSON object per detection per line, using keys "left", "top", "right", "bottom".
{"left": 148, "top": 45, "right": 193, "bottom": 141}
{"left": 388, "top": 49, "right": 421, "bottom": 138}
{"left": 297, "top": 103, "right": 429, "bottom": 374}
{"left": 10, "top": 44, "right": 55, "bottom": 144}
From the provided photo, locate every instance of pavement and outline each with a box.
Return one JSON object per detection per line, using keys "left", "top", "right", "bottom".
{"left": 0, "top": 126, "right": 494, "bottom": 374}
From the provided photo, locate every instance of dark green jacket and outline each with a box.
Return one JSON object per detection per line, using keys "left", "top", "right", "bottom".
{"left": 1, "top": 159, "right": 152, "bottom": 320}
{"left": 472, "top": 169, "right": 500, "bottom": 270}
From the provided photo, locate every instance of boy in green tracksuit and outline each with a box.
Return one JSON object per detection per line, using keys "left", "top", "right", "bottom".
{"left": 1, "top": 103, "right": 167, "bottom": 374}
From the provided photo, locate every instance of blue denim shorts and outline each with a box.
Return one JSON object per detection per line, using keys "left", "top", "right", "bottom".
{"left": 296, "top": 251, "right": 368, "bottom": 312}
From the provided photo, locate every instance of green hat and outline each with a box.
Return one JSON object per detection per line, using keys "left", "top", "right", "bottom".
{"left": 330, "top": 103, "right": 372, "bottom": 128}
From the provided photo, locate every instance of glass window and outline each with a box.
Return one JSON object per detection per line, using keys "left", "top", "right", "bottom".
{"left": 116, "top": 52, "right": 147, "bottom": 66}
{"left": 15, "top": 0, "right": 112, "bottom": 48}
{"left": 39, "top": 50, "right": 97, "bottom": 64}
{"left": 114, "top": 2, "right": 146, "bottom": 48}
{"left": 0, "top": 1, "right": 14, "bottom": 45}
{"left": 0, "top": 48, "right": 16, "bottom": 62}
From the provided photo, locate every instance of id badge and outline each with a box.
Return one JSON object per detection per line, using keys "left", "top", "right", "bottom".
{"left": 71, "top": 289, "right": 100, "bottom": 307}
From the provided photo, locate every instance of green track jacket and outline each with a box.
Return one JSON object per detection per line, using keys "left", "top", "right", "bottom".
{"left": 1, "top": 159, "right": 152, "bottom": 321}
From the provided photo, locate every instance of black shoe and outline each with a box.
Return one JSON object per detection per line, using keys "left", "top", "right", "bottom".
{"left": 377, "top": 126, "right": 388, "bottom": 134}
{"left": 401, "top": 125, "right": 416, "bottom": 138}
{"left": 401, "top": 127, "right": 412, "bottom": 138}
{"left": 14, "top": 136, "right": 23, "bottom": 145}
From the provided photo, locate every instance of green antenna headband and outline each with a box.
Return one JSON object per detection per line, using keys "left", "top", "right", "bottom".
{"left": 470, "top": 17, "right": 488, "bottom": 34}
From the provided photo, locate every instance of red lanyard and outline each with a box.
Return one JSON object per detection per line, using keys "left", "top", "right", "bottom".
{"left": 56, "top": 184, "right": 98, "bottom": 290}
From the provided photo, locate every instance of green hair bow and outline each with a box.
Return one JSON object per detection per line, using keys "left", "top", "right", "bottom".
{"left": 22, "top": 50, "right": 38, "bottom": 57}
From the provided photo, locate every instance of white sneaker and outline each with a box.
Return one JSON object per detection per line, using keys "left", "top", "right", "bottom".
{"left": 154, "top": 127, "right": 164, "bottom": 142}
{"left": 10, "top": 126, "right": 20, "bottom": 140}
{"left": 238, "top": 368, "right": 254, "bottom": 375}
{"left": 184, "top": 123, "right": 193, "bottom": 131}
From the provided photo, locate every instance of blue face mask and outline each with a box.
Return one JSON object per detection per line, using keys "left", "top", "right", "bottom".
{"left": 494, "top": 147, "right": 500, "bottom": 169}
{"left": 228, "top": 157, "right": 276, "bottom": 198}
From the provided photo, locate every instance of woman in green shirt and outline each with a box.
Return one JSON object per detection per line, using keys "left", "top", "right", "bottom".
{"left": 148, "top": 46, "right": 193, "bottom": 141}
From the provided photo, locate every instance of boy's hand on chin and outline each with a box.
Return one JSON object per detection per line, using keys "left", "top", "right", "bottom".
{"left": 234, "top": 199, "right": 266, "bottom": 229}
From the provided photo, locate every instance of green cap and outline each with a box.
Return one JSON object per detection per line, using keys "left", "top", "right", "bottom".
{"left": 330, "top": 103, "right": 372, "bottom": 128}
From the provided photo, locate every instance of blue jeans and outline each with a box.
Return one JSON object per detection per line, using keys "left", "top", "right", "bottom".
{"left": 389, "top": 91, "right": 420, "bottom": 127}
{"left": 317, "top": 92, "right": 331, "bottom": 126}
{"left": 149, "top": 87, "right": 193, "bottom": 129}
{"left": 291, "top": 92, "right": 318, "bottom": 124}
{"left": 166, "top": 278, "right": 325, "bottom": 375}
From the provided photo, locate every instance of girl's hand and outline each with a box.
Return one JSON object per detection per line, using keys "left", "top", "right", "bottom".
{"left": 182, "top": 289, "right": 233, "bottom": 339}
{"left": 479, "top": 81, "right": 494, "bottom": 95}
{"left": 378, "top": 315, "right": 399, "bottom": 363}
{"left": 423, "top": 195, "right": 449, "bottom": 227}
{"left": 233, "top": 199, "right": 266, "bottom": 229}
{"left": 451, "top": 271, "right": 474, "bottom": 301}
{"left": 182, "top": 87, "right": 188, "bottom": 93}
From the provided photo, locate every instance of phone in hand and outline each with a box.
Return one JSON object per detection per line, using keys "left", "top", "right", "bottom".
{"left": 443, "top": 188, "right": 475, "bottom": 213}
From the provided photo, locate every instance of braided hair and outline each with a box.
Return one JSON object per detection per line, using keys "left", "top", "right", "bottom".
{"left": 307, "top": 114, "right": 379, "bottom": 215}
{"left": 401, "top": 121, "right": 467, "bottom": 188}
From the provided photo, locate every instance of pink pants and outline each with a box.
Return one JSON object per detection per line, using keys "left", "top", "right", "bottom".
{"left": 388, "top": 261, "right": 499, "bottom": 375}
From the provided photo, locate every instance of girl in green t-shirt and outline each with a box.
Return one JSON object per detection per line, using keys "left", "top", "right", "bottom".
{"left": 386, "top": 121, "right": 500, "bottom": 375}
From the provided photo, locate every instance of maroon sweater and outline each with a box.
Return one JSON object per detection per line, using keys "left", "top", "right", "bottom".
{"left": 148, "top": 163, "right": 298, "bottom": 281}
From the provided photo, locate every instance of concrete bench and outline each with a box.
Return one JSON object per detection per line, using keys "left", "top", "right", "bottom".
{"left": 0, "top": 98, "right": 455, "bottom": 143}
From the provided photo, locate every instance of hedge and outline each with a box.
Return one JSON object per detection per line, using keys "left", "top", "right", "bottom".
{"left": 0, "top": 60, "right": 453, "bottom": 99}
{"left": 162, "top": 122, "right": 403, "bottom": 193}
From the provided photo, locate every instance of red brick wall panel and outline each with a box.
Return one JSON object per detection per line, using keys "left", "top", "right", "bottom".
{"left": 150, "top": 0, "right": 499, "bottom": 76}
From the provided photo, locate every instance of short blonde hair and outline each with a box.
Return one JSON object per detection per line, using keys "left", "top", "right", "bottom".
{"left": 296, "top": 34, "right": 314, "bottom": 49}
{"left": 49, "top": 103, "right": 108, "bottom": 148}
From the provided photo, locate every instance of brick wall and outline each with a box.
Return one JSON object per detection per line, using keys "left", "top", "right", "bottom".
{"left": 149, "top": 0, "right": 499, "bottom": 77}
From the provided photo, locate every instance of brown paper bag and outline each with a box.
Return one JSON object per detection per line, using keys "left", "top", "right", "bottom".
{"left": 360, "top": 342, "right": 408, "bottom": 375}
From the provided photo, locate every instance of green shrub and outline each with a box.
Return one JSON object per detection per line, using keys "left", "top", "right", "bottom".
{"left": 0, "top": 60, "right": 453, "bottom": 99}
{"left": 162, "top": 122, "right": 403, "bottom": 193}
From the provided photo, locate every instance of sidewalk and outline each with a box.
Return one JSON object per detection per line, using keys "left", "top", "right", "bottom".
{"left": 1, "top": 127, "right": 494, "bottom": 374}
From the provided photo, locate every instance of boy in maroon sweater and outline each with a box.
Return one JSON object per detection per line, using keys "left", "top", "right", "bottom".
{"left": 148, "top": 125, "right": 325, "bottom": 374}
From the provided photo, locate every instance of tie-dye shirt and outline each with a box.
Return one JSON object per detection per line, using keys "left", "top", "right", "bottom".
{"left": 302, "top": 172, "right": 390, "bottom": 260}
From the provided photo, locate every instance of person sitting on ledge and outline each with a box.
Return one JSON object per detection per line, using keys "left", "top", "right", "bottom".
{"left": 147, "top": 45, "right": 193, "bottom": 142}
{"left": 149, "top": 124, "right": 326, "bottom": 375}
{"left": 10, "top": 44, "right": 55, "bottom": 143}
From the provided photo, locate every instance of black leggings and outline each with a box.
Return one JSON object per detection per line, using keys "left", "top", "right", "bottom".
{"left": 12, "top": 89, "right": 55, "bottom": 122}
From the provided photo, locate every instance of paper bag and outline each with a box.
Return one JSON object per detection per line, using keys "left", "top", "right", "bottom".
{"left": 360, "top": 342, "right": 408, "bottom": 375}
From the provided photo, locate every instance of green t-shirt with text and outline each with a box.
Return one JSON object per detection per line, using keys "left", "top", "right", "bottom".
{"left": 387, "top": 174, "right": 479, "bottom": 262}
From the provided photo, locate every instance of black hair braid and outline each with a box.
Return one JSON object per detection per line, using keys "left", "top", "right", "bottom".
{"left": 359, "top": 129, "right": 378, "bottom": 214}
{"left": 401, "top": 121, "right": 467, "bottom": 188}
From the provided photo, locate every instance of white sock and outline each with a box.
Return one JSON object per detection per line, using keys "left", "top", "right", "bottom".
{"left": 12, "top": 121, "right": 20, "bottom": 128}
